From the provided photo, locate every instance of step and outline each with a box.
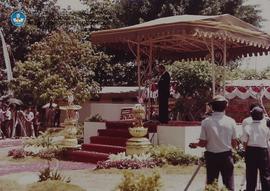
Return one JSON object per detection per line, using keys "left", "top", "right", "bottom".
{"left": 105, "top": 121, "right": 158, "bottom": 133}
{"left": 64, "top": 150, "right": 108, "bottom": 164}
{"left": 90, "top": 136, "right": 128, "bottom": 147}
{"left": 82, "top": 143, "right": 126, "bottom": 154}
{"left": 106, "top": 121, "right": 134, "bottom": 129}
{"left": 98, "top": 129, "right": 132, "bottom": 138}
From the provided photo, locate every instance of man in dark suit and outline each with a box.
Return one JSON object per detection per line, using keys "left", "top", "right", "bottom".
{"left": 158, "top": 64, "right": 170, "bottom": 123}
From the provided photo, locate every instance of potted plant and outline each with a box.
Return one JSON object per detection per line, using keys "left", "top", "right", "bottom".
{"left": 128, "top": 104, "right": 148, "bottom": 137}
{"left": 126, "top": 104, "right": 151, "bottom": 155}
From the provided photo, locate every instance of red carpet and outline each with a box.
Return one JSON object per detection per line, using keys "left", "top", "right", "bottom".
{"left": 64, "top": 121, "right": 157, "bottom": 164}
{"left": 82, "top": 144, "right": 125, "bottom": 154}
{"left": 64, "top": 150, "right": 109, "bottom": 164}
{"left": 90, "top": 136, "right": 128, "bottom": 147}
{"left": 98, "top": 129, "right": 132, "bottom": 138}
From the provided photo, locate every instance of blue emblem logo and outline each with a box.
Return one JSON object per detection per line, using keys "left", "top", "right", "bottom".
{"left": 10, "top": 10, "right": 26, "bottom": 27}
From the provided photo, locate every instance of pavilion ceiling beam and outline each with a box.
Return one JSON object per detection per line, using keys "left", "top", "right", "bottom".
{"left": 156, "top": 41, "right": 193, "bottom": 51}
{"left": 171, "top": 44, "right": 195, "bottom": 51}
{"left": 141, "top": 37, "right": 176, "bottom": 45}
{"left": 153, "top": 44, "right": 200, "bottom": 53}
{"left": 140, "top": 47, "right": 150, "bottom": 57}
{"left": 162, "top": 38, "right": 197, "bottom": 47}
{"left": 142, "top": 35, "right": 208, "bottom": 51}
{"left": 156, "top": 39, "right": 203, "bottom": 51}
{"left": 180, "top": 39, "right": 206, "bottom": 50}
{"left": 156, "top": 41, "right": 187, "bottom": 50}
{"left": 163, "top": 39, "right": 205, "bottom": 52}
{"left": 127, "top": 41, "right": 137, "bottom": 57}
{"left": 173, "top": 35, "right": 209, "bottom": 45}
{"left": 142, "top": 35, "right": 176, "bottom": 43}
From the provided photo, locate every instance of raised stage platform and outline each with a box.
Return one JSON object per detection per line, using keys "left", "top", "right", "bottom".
{"left": 65, "top": 120, "right": 243, "bottom": 163}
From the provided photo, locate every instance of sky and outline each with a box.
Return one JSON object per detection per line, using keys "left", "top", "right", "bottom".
{"left": 57, "top": 0, "right": 270, "bottom": 71}
{"left": 241, "top": 0, "right": 270, "bottom": 71}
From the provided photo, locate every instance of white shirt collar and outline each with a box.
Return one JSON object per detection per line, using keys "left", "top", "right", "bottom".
{"left": 212, "top": 112, "right": 225, "bottom": 116}
{"left": 252, "top": 119, "right": 263, "bottom": 123}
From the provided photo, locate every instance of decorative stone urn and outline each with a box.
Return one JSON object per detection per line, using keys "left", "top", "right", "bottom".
{"left": 126, "top": 104, "right": 151, "bottom": 155}
{"left": 60, "top": 92, "right": 82, "bottom": 148}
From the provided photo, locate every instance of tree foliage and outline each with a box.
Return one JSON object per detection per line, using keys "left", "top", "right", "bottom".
{"left": 168, "top": 61, "right": 270, "bottom": 120}
{"left": 228, "top": 67, "right": 270, "bottom": 80}
{"left": 116, "top": 0, "right": 262, "bottom": 27}
{"left": 168, "top": 61, "right": 225, "bottom": 120}
{"left": 169, "top": 61, "right": 227, "bottom": 97}
{"left": 61, "top": 0, "right": 121, "bottom": 37}
{"left": 10, "top": 31, "right": 109, "bottom": 105}
{"left": 0, "top": 0, "right": 264, "bottom": 92}
{"left": 0, "top": 0, "right": 62, "bottom": 61}
{"left": 94, "top": 61, "right": 137, "bottom": 86}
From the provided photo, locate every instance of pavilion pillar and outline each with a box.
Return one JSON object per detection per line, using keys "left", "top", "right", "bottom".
{"left": 137, "top": 43, "right": 141, "bottom": 96}
{"left": 223, "top": 40, "right": 227, "bottom": 95}
{"left": 211, "top": 38, "right": 215, "bottom": 97}
{"left": 147, "top": 42, "right": 153, "bottom": 120}
{"left": 149, "top": 42, "right": 153, "bottom": 78}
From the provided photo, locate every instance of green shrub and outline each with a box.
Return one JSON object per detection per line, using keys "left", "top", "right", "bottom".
{"left": 27, "top": 180, "right": 86, "bottom": 191}
{"left": 85, "top": 114, "right": 104, "bottom": 122}
{"left": 24, "top": 131, "right": 54, "bottom": 148}
{"left": 115, "top": 171, "right": 162, "bottom": 191}
{"left": 204, "top": 180, "right": 229, "bottom": 191}
{"left": 0, "top": 179, "right": 24, "bottom": 191}
{"left": 148, "top": 145, "right": 198, "bottom": 165}
{"left": 38, "top": 163, "right": 71, "bottom": 183}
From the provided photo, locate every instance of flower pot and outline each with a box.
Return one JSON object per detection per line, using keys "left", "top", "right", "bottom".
{"left": 128, "top": 127, "right": 148, "bottom": 138}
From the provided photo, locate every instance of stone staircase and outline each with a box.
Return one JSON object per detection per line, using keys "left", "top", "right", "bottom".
{"left": 64, "top": 121, "right": 157, "bottom": 164}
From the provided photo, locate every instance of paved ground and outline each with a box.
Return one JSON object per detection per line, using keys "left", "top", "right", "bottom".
{"left": 0, "top": 139, "right": 246, "bottom": 191}
{"left": 0, "top": 169, "right": 245, "bottom": 191}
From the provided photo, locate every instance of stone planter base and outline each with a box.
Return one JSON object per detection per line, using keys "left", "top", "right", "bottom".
{"left": 126, "top": 137, "right": 151, "bottom": 155}
{"left": 62, "top": 138, "right": 78, "bottom": 147}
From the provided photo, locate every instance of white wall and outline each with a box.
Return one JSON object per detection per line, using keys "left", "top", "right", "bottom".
{"left": 84, "top": 122, "right": 106, "bottom": 144}
{"left": 157, "top": 124, "right": 243, "bottom": 157}
{"left": 157, "top": 125, "right": 204, "bottom": 156}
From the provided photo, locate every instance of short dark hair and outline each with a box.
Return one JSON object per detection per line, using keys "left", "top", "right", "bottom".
{"left": 249, "top": 103, "right": 262, "bottom": 111}
{"left": 251, "top": 106, "right": 263, "bottom": 120}
{"left": 210, "top": 101, "right": 227, "bottom": 112}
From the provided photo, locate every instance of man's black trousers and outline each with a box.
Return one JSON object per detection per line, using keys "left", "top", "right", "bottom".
{"left": 158, "top": 96, "right": 169, "bottom": 123}
{"left": 245, "top": 146, "right": 270, "bottom": 191}
{"left": 205, "top": 151, "right": 234, "bottom": 191}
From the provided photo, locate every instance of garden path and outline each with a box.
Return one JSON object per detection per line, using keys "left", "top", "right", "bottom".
{"left": 0, "top": 139, "right": 95, "bottom": 176}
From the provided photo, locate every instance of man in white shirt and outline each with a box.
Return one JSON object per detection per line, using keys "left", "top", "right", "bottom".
{"left": 190, "top": 95, "right": 237, "bottom": 191}
{"left": 4, "top": 105, "right": 12, "bottom": 138}
{"left": 241, "top": 103, "right": 264, "bottom": 142}
{"left": 242, "top": 106, "right": 270, "bottom": 191}
{"left": 242, "top": 103, "right": 262, "bottom": 128}
{"left": 25, "top": 107, "right": 35, "bottom": 137}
